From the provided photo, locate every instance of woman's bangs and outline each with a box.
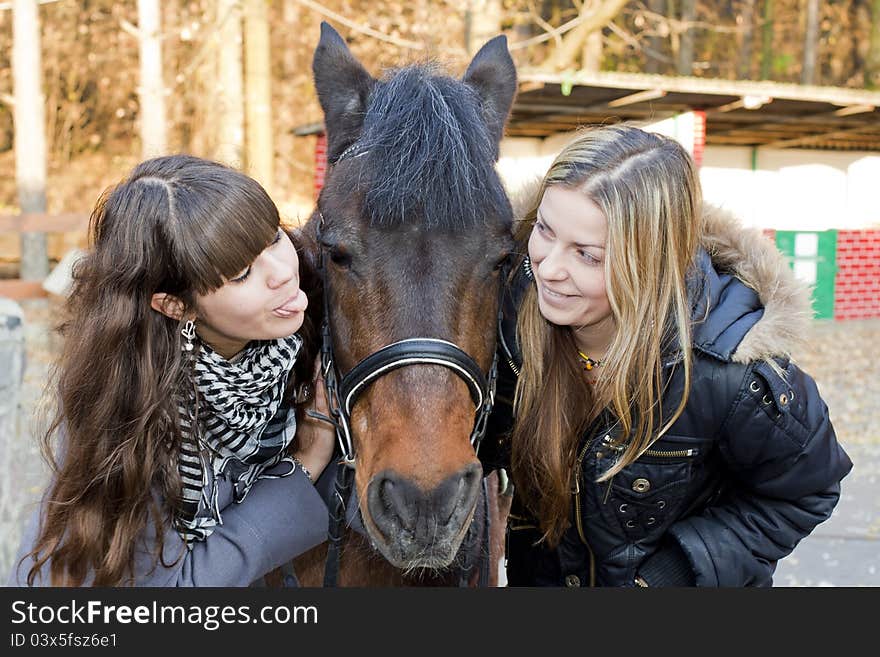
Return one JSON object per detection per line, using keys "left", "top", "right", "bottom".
{"left": 181, "top": 200, "right": 279, "bottom": 295}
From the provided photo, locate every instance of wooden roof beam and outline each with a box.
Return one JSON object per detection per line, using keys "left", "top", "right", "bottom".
{"left": 764, "top": 124, "right": 880, "bottom": 148}
{"left": 712, "top": 95, "right": 773, "bottom": 113}
{"left": 832, "top": 104, "right": 876, "bottom": 117}
{"left": 606, "top": 89, "right": 667, "bottom": 107}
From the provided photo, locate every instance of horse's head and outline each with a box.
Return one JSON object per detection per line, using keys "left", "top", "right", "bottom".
{"left": 309, "top": 23, "right": 516, "bottom": 571}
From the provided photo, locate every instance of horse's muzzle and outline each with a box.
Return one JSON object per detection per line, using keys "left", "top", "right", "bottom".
{"left": 365, "top": 463, "right": 482, "bottom": 569}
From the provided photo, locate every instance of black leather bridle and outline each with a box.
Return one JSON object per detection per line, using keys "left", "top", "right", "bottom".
{"left": 313, "top": 148, "right": 505, "bottom": 586}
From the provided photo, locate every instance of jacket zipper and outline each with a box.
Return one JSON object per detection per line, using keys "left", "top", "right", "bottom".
{"left": 497, "top": 315, "right": 521, "bottom": 377}
{"left": 572, "top": 439, "right": 596, "bottom": 587}
{"left": 601, "top": 434, "right": 699, "bottom": 459}
{"left": 642, "top": 447, "right": 699, "bottom": 458}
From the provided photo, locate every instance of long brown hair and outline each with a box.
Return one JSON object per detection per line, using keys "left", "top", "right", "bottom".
{"left": 510, "top": 125, "right": 703, "bottom": 545}
{"left": 25, "top": 154, "right": 289, "bottom": 585}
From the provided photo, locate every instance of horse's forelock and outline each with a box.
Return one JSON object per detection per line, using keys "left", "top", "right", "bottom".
{"left": 358, "top": 64, "right": 511, "bottom": 231}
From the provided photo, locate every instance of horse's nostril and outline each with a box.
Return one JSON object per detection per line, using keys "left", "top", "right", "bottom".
{"left": 377, "top": 476, "right": 415, "bottom": 527}
{"left": 434, "top": 463, "right": 482, "bottom": 524}
{"left": 462, "top": 463, "right": 480, "bottom": 489}
{"left": 380, "top": 479, "right": 394, "bottom": 510}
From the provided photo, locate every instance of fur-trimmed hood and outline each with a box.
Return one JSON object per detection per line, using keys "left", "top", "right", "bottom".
{"left": 697, "top": 204, "right": 812, "bottom": 364}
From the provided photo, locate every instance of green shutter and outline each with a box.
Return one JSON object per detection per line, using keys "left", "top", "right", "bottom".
{"left": 775, "top": 230, "right": 838, "bottom": 320}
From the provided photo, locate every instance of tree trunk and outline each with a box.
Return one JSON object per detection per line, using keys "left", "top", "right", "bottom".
{"left": 216, "top": 0, "right": 244, "bottom": 167}
{"left": 645, "top": 0, "right": 665, "bottom": 74}
{"left": 677, "top": 0, "right": 695, "bottom": 76}
{"left": 760, "top": 0, "right": 774, "bottom": 80}
{"left": 549, "top": 0, "right": 628, "bottom": 71}
{"left": 581, "top": 27, "right": 602, "bottom": 72}
{"left": 737, "top": 0, "right": 755, "bottom": 79}
{"left": 137, "top": 0, "right": 167, "bottom": 158}
{"left": 867, "top": 0, "right": 880, "bottom": 88}
{"left": 276, "top": 0, "right": 301, "bottom": 201}
{"left": 801, "top": 0, "right": 820, "bottom": 84}
{"left": 13, "top": 0, "right": 48, "bottom": 280}
{"left": 466, "top": 0, "right": 503, "bottom": 56}
{"left": 192, "top": 0, "right": 218, "bottom": 158}
{"left": 244, "top": 0, "right": 273, "bottom": 192}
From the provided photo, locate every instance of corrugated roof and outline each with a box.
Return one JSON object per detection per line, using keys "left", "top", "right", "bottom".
{"left": 510, "top": 70, "right": 880, "bottom": 150}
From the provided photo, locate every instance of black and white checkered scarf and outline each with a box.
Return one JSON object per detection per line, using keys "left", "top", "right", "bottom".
{"left": 175, "top": 334, "right": 303, "bottom": 545}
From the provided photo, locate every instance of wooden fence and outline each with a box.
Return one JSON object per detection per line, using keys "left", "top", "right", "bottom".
{"left": 0, "top": 213, "right": 89, "bottom": 299}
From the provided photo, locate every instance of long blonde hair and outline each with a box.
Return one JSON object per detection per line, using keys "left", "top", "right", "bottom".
{"left": 510, "top": 125, "right": 703, "bottom": 545}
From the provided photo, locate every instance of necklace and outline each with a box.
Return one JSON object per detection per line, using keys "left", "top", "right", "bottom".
{"left": 577, "top": 349, "right": 603, "bottom": 371}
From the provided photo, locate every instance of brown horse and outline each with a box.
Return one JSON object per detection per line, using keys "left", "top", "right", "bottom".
{"left": 283, "top": 23, "right": 516, "bottom": 586}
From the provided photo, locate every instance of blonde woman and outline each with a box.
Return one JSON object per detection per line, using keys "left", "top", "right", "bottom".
{"left": 483, "top": 125, "right": 852, "bottom": 587}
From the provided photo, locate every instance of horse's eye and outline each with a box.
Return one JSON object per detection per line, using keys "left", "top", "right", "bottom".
{"left": 329, "top": 247, "right": 352, "bottom": 269}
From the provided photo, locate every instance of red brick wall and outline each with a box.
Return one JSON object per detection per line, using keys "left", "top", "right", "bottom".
{"left": 834, "top": 229, "right": 880, "bottom": 320}
{"left": 692, "top": 110, "right": 706, "bottom": 168}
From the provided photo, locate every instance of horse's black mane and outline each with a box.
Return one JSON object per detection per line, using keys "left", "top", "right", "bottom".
{"left": 357, "top": 64, "right": 511, "bottom": 231}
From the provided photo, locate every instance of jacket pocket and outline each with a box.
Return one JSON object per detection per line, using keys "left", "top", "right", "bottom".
{"left": 592, "top": 436, "right": 706, "bottom": 541}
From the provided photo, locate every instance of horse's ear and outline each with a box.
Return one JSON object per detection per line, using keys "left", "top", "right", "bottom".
{"left": 462, "top": 35, "right": 517, "bottom": 156}
{"left": 312, "top": 22, "right": 376, "bottom": 163}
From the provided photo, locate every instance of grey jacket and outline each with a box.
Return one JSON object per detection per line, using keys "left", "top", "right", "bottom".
{"left": 8, "top": 460, "right": 328, "bottom": 587}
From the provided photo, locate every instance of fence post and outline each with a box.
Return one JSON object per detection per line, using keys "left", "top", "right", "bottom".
{"left": 0, "top": 296, "right": 25, "bottom": 445}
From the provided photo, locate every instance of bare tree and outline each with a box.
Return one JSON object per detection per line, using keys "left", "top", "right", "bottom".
{"left": 677, "top": 0, "right": 696, "bottom": 76}
{"left": 548, "top": 0, "right": 628, "bottom": 71}
{"left": 137, "top": 0, "right": 167, "bottom": 158}
{"left": 760, "top": 0, "right": 774, "bottom": 79}
{"left": 275, "top": 0, "right": 301, "bottom": 201}
{"left": 12, "top": 0, "right": 48, "bottom": 280}
{"left": 645, "top": 0, "right": 665, "bottom": 73}
{"left": 244, "top": 0, "right": 273, "bottom": 191}
{"left": 868, "top": 0, "right": 880, "bottom": 88}
{"left": 737, "top": 0, "right": 756, "bottom": 79}
{"left": 582, "top": 24, "right": 602, "bottom": 72}
{"left": 216, "top": 0, "right": 244, "bottom": 167}
{"left": 801, "top": 0, "right": 820, "bottom": 84}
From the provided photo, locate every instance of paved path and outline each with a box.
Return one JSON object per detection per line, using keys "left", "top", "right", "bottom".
{"left": 2, "top": 301, "right": 877, "bottom": 586}
{"left": 773, "top": 318, "right": 880, "bottom": 586}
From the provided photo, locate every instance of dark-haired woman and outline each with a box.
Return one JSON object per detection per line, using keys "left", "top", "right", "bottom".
{"left": 483, "top": 125, "right": 852, "bottom": 587}
{"left": 9, "top": 155, "right": 334, "bottom": 586}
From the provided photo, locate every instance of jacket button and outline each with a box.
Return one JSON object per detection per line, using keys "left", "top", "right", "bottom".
{"left": 632, "top": 478, "right": 651, "bottom": 493}
{"left": 565, "top": 574, "right": 581, "bottom": 587}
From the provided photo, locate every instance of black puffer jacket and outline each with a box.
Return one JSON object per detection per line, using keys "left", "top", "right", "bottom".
{"left": 482, "top": 207, "right": 853, "bottom": 587}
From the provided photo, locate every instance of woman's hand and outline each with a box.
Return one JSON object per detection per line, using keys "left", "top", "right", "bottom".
{"left": 293, "top": 356, "right": 336, "bottom": 483}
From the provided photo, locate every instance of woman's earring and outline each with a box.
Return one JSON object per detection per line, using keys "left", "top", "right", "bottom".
{"left": 523, "top": 256, "right": 534, "bottom": 280}
{"left": 181, "top": 320, "right": 196, "bottom": 352}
